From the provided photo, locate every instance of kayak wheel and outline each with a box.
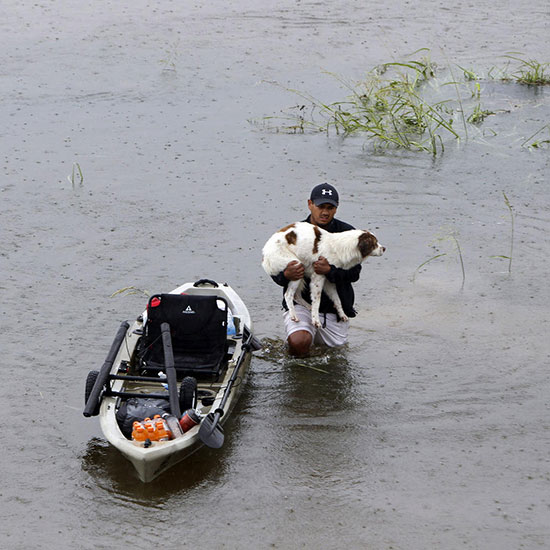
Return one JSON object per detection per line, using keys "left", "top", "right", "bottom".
{"left": 179, "top": 376, "right": 198, "bottom": 411}
{"left": 85, "top": 370, "right": 100, "bottom": 415}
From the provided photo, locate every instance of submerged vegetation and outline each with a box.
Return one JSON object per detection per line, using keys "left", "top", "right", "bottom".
{"left": 159, "top": 39, "right": 180, "bottom": 72}
{"left": 413, "top": 227, "right": 466, "bottom": 288}
{"left": 256, "top": 51, "right": 549, "bottom": 155}
{"left": 504, "top": 55, "right": 550, "bottom": 85}
{"left": 110, "top": 286, "right": 150, "bottom": 298}
{"left": 490, "top": 192, "right": 516, "bottom": 274}
{"left": 68, "top": 162, "right": 83, "bottom": 186}
{"left": 260, "top": 52, "right": 459, "bottom": 155}
{"left": 467, "top": 103, "right": 495, "bottom": 125}
{"left": 522, "top": 123, "right": 550, "bottom": 149}
{"left": 502, "top": 192, "right": 515, "bottom": 274}
{"left": 416, "top": 192, "right": 517, "bottom": 284}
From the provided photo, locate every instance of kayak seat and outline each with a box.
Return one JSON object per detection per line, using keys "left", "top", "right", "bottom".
{"left": 137, "top": 293, "right": 229, "bottom": 379}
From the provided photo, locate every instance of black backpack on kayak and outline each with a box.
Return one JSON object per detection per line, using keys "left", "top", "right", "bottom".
{"left": 116, "top": 397, "right": 171, "bottom": 439}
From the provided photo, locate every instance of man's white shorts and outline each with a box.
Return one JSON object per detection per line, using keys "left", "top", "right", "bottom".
{"left": 283, "top": 303, "right": 349, "bottom": 347}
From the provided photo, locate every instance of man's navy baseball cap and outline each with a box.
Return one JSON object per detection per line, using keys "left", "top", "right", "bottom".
{"left": 310, "top": 183, "right": 339, "bottom": 207}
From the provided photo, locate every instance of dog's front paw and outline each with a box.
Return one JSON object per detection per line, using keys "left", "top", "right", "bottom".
{"left": 312, "top": 317, "right": 321, "bottom": 329}
{"left": 340, "top": 314, "right": 349, "bottom": 322}
{"left": 291, "top": 315, "right": 299, "bottom": 322}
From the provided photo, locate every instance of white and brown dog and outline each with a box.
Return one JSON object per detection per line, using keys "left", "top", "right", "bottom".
{"left": 262, "top": 222, "right": 385, "bottom": 327}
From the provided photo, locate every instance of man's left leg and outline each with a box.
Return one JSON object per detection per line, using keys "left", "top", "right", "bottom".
{"left": 316, "top": 313, "right": 349, "bottom": 347}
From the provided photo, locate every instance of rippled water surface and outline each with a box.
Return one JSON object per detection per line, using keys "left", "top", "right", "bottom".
{"left": 1, "top": 1, "right": 549, "bottom": 549}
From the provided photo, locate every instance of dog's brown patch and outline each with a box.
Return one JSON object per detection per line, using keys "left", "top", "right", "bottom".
{"left": 358, "top": 231, "right": 378, "bottom": 257}
{"left": 312, "top": 225, "right": 322, "bottom": 254}
{"left": 278, "top": 223, "right": 296, "bottom": 233}
{"left": 285, "top": 230, "right": 297, "bottom": 245}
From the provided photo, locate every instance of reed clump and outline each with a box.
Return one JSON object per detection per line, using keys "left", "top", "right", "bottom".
{"left": 256, "top": 51, "right": 549, "bottom": 155}
{"left": 257, "top": 51, "right": 492, "bottom": 155}
{"left": 467, "top": 104, "right": 495, "bottom": 125}
{"left": 504, "top": 55, "right": 550, "bottom": 85}
{"left": 263, "top": 53, "right": 461, "bottom": 155}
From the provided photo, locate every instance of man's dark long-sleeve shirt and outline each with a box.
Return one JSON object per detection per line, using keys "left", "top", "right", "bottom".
{"left": 271, "top": 215, "right": 362, "bottom": 318}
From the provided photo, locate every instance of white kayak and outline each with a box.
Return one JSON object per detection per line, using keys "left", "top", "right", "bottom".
{"left": 83, "top": 279, "right": 260, "bottom": 482}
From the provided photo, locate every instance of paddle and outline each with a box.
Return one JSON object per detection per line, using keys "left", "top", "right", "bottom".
{"left": 160, "top": 322, "right": 181, "bottom": 419}
{"left": 198, "top": 412, "right": 225, "bottom": 448}
{"left": 83, "top": 321, "right": 130, "bottom": 417}
{"left": 198, "top": 327, "right": 258, "bottom": 448}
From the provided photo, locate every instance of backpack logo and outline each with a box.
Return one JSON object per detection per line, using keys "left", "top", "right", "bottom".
{"left": 182, "top": 305, "right": 195, "bottom": 314}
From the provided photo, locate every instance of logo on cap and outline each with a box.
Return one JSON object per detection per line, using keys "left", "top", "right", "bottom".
{"left": 310, "top": 183, "right": 339, "bottom": 206}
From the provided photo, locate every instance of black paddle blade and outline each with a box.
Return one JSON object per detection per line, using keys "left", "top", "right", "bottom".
{"left": 250, "top": 335, "right": 262, "bottom": 351}
{"left": 199, "top": 413, "right": 225, "bottom": 448}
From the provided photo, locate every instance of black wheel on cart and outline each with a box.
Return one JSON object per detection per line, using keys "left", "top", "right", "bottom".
{"left": 84, "top": 370, "right": 101, "bottom": 416}
{"left": 179, "top": 376, "right": 198, "bottom": 412}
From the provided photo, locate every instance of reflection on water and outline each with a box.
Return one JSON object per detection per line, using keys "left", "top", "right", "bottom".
{"left": 81, "top": 437, "right": 230, "bottom": 501}
{"left": 255, "top": 337, "right": 366, "bottom": 415}
{"left": 247, "top": 337, "right": 379, "bottom": 502}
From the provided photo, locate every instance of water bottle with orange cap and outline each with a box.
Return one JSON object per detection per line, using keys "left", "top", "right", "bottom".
{"left": 143, "top": 417, "right": 158, "bottom": 441}
{"left": 131, "top": 421, "right": 147, "bottom": 442}
{"left": 153, "top": 415, "right": 171, "bottom": 441}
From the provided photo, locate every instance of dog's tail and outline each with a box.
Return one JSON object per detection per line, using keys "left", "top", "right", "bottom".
{"left": 261, "top": 252, "right": 280, "bottom": 276}
{"left": 261, "top": 234, "right": 296, "bottom": 276}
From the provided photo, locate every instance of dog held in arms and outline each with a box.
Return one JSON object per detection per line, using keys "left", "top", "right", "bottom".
{"left": 262, "top": 222, "right": 385, "bottom": 328}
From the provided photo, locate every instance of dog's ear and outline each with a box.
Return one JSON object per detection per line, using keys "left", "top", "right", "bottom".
{"left": 358, "top": 231, "right": 378, "bottom": 257}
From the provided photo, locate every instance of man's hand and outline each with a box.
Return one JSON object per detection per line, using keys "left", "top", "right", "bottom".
{"left": 284, "top": 260, "right": 305, "bottom": 281}
{"left": 313, "top": 256, "right": 331, "bottom": 275}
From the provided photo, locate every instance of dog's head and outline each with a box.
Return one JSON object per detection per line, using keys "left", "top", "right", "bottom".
{"left": 358, "top": 231, "right": 386, "bottom": 258}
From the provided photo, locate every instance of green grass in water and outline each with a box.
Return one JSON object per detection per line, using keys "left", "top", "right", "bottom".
{"left": 490, "top": 192, "right": 515, "bottom": 274}
{"left": 413, "top": 227, "right": 466, "bottom": 288}
{"left": 110, "top": 286, "right": 150, "bottom": 298}
{"left": 504, "top": 55, "right": 550, "bottom": 85}
{"left": 255, "top": 51, "right": 549, "bottom": 155}
{"left": 68, "top": 162, "right": 83, "bottom": 186}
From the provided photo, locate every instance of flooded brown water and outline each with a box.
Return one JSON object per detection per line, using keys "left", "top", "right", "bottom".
{"left": 1, "top": 1, "right": 549, "bottom": 549}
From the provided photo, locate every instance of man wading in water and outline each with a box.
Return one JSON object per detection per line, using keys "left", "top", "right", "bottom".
{"left": 270, "top": 183, "right": 362, "bottom": 356}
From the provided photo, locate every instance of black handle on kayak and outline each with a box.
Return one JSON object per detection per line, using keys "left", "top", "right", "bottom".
{"left": 193, "top": 279, "right": 218, "bottom": 287}
{"left": 160, "top": 322, "right": 181, "bottom": 419}
{"left": 83, "top": 321, "right": 130, "bottom": 417}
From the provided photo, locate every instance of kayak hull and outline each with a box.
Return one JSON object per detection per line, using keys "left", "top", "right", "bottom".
{"left": 89, "top": 281, "right": 254, "bottom": 482}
